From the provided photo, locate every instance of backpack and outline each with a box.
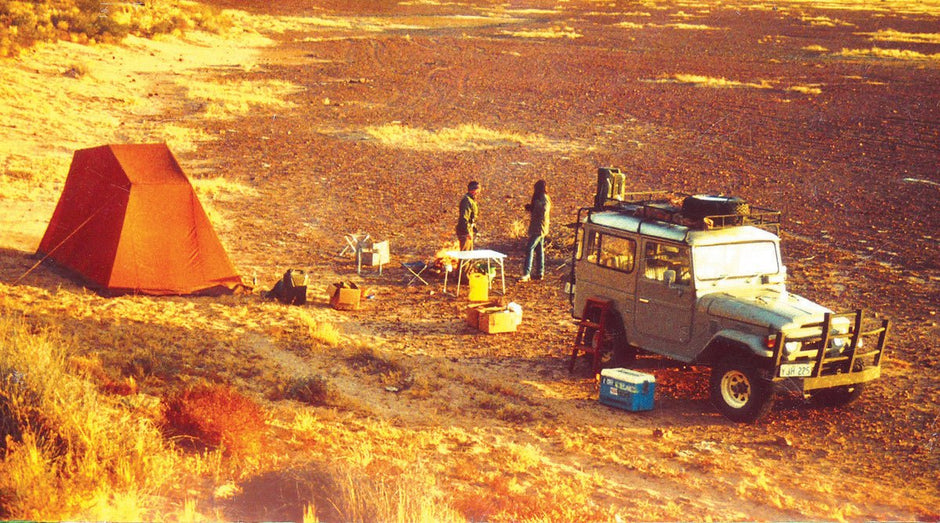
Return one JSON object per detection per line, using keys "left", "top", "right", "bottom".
{"left": 266, "top": 269, "right": 308, "bottom": 305}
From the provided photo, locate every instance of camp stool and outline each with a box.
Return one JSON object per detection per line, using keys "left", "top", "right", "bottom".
{"left": 401, "top": 261, "right": 430, "bottom": 286}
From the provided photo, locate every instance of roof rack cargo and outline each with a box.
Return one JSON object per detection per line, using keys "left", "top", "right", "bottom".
{"left": 588, "top": 190, "right": 782, "bottom": 234}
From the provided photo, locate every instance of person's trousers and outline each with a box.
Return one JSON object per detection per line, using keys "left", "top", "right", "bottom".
{"left": 523, "top": 235, "right": 545, "bottom": 278}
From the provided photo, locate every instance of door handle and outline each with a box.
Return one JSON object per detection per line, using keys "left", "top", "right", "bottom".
{"left": 638, "top": 298, "right": 650, "bottom": 304}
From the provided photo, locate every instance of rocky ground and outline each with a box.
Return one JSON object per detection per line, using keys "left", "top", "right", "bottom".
{"left": 1, "top": 0, "right": 938, "bottom": 520}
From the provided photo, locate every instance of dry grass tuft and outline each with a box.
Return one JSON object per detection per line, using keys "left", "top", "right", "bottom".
{"left": 184, "top": 78, "right": 301, "bottom": 119}
{"left": 666, "top": 74, "right": 773, "bottom": 89}
{"left": 788, "top": 85, "right": 823, "bottom": 95}
{"left": 277, "top": 375, "right": 335, "bottom": 406}
{"left": 800, "top": 14, "right": 852, "bottom": 27}
{"left": 357, "top": 122, "right": 571, "bottom": 152}
{"left": 860, "top": 29, "right": 940, "bottom": 44}
{"left": 0, "top": 313, "right": 182, "bottom": 520}
{"left": 615, "top": 21, "right": 719, "bottom": 31}
{"left": 309, "top": 322, "right": 342, "bottom": 347}
{"left": 163, "top": 382, "right": 266, "bottom": 456}
{"left": 837, "top": 47, "right": 940, "bottom": 61}
{"left": 321, "top": 461, "right": 463, "bottom": 523}
{"left": 346, "top": 344, "right": 415, "bottom": 391}
{"left": 508, "top": 219, "right": 527, "bottom": 239}
{"left": 504, "top": 25, "right": 582, "bottom": 39}
{"left": 664, "top": 23, "right": 717, "bottom": 30}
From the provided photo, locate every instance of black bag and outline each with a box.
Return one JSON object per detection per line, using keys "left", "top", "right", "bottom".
{"left": 267, "top": 269, "right": 308, "bottom": 305}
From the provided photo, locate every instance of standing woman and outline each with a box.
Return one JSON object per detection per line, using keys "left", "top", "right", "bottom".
{"left": 520, "top": 179, "right": 550, "bottom": 282}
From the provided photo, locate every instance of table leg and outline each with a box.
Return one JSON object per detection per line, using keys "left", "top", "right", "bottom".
{"left": 455, "top": 260, "right": 464, "bottom": 296}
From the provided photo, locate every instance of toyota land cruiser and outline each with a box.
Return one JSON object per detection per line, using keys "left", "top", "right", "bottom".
{"left": 567, "top": 168, "right": 889, "bottom": 422}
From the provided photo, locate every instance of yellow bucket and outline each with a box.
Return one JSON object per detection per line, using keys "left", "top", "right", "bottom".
{"left": 468, "top": 272, "right": 489, "bottom": 302}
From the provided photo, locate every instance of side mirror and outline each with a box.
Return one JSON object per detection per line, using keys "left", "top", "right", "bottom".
{"left": 663, "top": 269, "right": 676, "bottom": 286}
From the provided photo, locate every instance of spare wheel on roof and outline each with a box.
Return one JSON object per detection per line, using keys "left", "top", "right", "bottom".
{"left": 681, "top": 195, "right": 750, "bottom": 220}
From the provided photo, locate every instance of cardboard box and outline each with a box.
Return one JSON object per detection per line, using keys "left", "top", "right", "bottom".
{"left": 599, "top": 368, "right": 655, "bottom": 412}
{"left": 330, "top": 282, "right": 361, "bottom": 310}
{"left": 478, "top": 309, "right": 518, "bottom": 334}
{"left": 466, "top": 301, "right": 502, "bottom": 328}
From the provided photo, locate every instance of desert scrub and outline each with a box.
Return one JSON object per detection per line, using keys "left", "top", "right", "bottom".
{"left": 313, "top": 460, "right": 464, "bottom": 523}
{"left": 163, "top": 381, "right": 266, "bottom": 456}
{"left": 0, "top": 314, "right": 178, "bottom": 520}
{"left": 0, "top": 0, "right": 231, "bottom": 57}
{"left": 273, "top": 375, "right": 336, "bottom": 406}
{"left": 346, "top": 344, "right": 415, "bottom": 391}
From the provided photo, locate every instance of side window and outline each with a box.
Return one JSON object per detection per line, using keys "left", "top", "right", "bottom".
{"left": 597, "top": 235, "right": 636, "bottom": 273}
{"left": 574, "top": 227, "right": 585, "bottom": 260}
{"left": 578, "top": 230, "right": 599, "bottom": 262}
{"left": 579, "top": 230, "right": 636, "bottom": 273}
{"left": 643, "top": 241, "right": 691, "bottom": 285}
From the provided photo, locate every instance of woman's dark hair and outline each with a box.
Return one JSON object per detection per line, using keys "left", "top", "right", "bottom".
{"left": 529, "top": 179, "right": 547, "bottom": 208}
{"left": 533, "top": 179, "right": 547, "bottom": 196}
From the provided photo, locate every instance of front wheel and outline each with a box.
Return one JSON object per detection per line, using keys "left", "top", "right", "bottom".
{"left": 710, "top": 358, "right": 774, "bottom": 422}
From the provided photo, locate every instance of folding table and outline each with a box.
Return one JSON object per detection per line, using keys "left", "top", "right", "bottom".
{"left": 442, "top": 249, "right": 507, "bottom": 297}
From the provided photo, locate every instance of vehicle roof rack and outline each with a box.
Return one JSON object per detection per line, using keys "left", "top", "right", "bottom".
{"left": 589, "top": 190, "right": 782, "bottom": 234}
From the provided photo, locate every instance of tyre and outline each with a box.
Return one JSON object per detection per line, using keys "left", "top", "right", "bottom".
{"left": 613, "top": 343, "right": 638, "bottom": 366}
{"left": 709, "top": 358, "right": 774, "bottom": 422}
{"left": 604, "top": 310, "right": 637, "bottom": 366}
{"left": 810, "top": 382, "right": 866, "bottom": 407}
{"left": 682, "top": 195, "right": 750, "bottom": 220}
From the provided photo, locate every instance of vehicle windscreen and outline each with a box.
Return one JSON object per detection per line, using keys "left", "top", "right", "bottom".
{"left": 693, "top": 241, "right": 779, "bottom": 280}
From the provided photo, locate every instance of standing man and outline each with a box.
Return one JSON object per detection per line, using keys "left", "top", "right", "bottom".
{"left": 456, "top": 180, "right": 480, "bottom": 251}
{"left": 520, "top": 179, "right": 550, "bottom": 282}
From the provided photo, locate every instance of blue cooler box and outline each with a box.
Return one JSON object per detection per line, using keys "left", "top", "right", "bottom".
{"left": 599, "top": 368, "right": 655, "bottom": 411}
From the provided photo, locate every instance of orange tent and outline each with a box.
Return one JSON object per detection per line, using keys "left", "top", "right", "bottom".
{"left": 37, "top": 143, "right": 242, "bottom": 295}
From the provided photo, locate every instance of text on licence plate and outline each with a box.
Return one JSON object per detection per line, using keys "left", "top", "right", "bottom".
{"left": 779, "top": 363, "right": 813, "bottom": 378}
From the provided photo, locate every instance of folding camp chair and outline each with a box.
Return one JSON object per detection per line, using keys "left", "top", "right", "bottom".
{"left": 341, "top": 233, "right": 372, "bottom": 274}
{"left": 401, "top": 261, "right": 430, "bottom": 286}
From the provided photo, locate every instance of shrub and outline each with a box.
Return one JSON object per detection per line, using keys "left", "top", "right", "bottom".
{"left": 0, "top": 0, "right": 230, "bottom": 56}
{"left": 0, "top": 314, "right": 178, "bottom": 519}
{"left": 163, "top": 382, "right": 266, "bottom": 456}
{"left": 277, "top": 375, "right": 334, "bottom": 406}
{"left": 346, "top": 345, "right": 414, "bottom": 391}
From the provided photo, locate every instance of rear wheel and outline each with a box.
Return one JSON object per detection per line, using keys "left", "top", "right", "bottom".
{"left": 613, "top": 343, "right": 638, "bottom": 366}
{"left": 710, "top": 358, "right": 774, "bottom": 422}
{"left": 604, "top": 311, "right": 637, "bottom": 367}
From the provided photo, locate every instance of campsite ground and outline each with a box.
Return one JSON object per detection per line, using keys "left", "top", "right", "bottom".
{"left": 0, "top": 0, "right": 938, "bottom": 520}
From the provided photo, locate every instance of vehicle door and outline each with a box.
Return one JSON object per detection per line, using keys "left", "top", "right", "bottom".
{"left": 573, "top": 228, "right": 637, "bottom": 326}
{"left": 635, "top": 240, "right": 695, "bottom": 355}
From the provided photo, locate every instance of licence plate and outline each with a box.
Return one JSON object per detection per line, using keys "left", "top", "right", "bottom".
{"left": 779, "top": 363, "right": 813, "bottom": 378}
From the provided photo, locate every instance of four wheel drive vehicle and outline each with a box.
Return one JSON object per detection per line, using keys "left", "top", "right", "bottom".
{"left": 567, "top": 169, "right": 890, "bottom": 422}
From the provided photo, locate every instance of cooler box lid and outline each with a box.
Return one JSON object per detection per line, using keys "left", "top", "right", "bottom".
{"left": 601, "top": 368, "right": 655, "bottom": 385}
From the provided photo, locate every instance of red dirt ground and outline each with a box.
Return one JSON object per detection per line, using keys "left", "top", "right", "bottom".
{"left": 4, "top": 0, "right": 939, "bottom": 520}
{"left": 191, "top": 0, "right": 939, "bottom": 519}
